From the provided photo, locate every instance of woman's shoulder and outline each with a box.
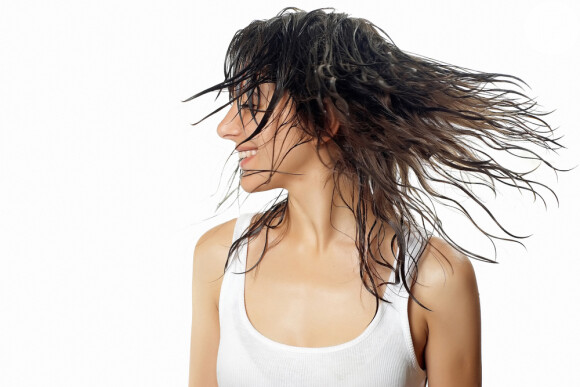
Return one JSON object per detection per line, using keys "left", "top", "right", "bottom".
{"left": 194, "top": 211, "right": 261, "bottom": 260}
{"left": 412, "top": 236, "right": 478, "bottom": 296}
{"left": 410, "top": 234, "right": 480, "bottom": 338}
{"left": 195, "top": 217, "right": 239, "bottom": 255}
{"left": 193, "top": 217, "right": 240, "bottom": 308}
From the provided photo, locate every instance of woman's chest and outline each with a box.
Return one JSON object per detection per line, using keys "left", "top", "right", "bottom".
{"left": 242, "top": 235, "right": 395, "bottom": 348}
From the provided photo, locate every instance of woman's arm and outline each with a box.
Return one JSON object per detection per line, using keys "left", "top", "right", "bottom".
{"left": 415, "top": 236, "right": 482, "bottom": 386}
{"left": 188, "top": 221, "right": 235, "bottom": 387}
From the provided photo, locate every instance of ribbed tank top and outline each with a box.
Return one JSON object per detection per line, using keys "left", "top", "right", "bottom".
{"left": 216, "top": 212, "right": 428, "bottom": 387}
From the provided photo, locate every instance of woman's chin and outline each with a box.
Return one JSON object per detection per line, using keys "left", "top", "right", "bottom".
{"left": 240, "top": 172, "right": 271, "bottom": 193}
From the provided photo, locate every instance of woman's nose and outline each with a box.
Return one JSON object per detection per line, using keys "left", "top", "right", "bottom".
{"left": 216, "top": 104, "right": 245, "bottom": 141}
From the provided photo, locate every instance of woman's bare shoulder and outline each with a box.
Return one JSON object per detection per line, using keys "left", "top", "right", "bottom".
{"left": 194, "top": 212, "right": 261, "bottom": 265}
{"left": 195, "top": 217, "right": 238, "bottom": 253}
{"left": 193, "top": 217, "right": 239, "bottom": 307}
{"left": 413, "top": 236, "right": 477, "bottom": 295}
{"left": 409, "top": 235, "right": 479, "bottom": 316}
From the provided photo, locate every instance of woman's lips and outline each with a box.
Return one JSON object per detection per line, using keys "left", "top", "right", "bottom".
{"left": 240, "top": 153, "right": 256, "bottom": 168}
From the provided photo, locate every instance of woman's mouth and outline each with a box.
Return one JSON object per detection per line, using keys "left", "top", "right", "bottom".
{"left": 239, "top": 149, "right": 257, "bottom": 168}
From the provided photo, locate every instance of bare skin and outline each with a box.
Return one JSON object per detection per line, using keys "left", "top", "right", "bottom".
{"left": 188, "top": 83, "right": 482, "bottom": 386}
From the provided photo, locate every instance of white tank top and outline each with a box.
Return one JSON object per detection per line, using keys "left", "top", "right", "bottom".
{"left": 216, "top": 212, "right": 428, "bottom": 387}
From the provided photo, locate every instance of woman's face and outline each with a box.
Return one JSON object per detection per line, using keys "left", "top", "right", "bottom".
{"left": 217, "top": 83, "right": 316, "bottom": 193}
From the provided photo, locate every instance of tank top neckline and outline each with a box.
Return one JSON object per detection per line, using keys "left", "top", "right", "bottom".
{"left": 234, "top": 212, "right": 402, "bottom": 354}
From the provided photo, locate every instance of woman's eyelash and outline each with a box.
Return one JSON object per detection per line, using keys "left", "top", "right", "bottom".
{"left": 240, "top": 103, "right": 265, "bottom": 112}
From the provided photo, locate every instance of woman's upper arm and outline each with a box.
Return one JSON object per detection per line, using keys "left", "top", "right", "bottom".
{"left": 416, "top": 236, "right": 482, "bottom": 387}
{"left": 188, "top": 220, "right": 235, "bottom": 387}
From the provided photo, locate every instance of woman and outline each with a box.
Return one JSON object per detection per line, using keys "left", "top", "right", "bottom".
{"left": 186, "top": 7, "right": 567, "bottom": 387}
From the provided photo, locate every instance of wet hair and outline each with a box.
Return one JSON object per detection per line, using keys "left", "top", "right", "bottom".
{"left": 183, "top": 7, "right": 572, "bottom": 311}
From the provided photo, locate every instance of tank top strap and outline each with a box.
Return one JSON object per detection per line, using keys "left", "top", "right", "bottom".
{"left": 232, "top": 212, "right": 254, "bottom": 242}
{"left": 391, "top": 224, "right": 430, "bottom": 296}
{"left": 228, "top": 212, "right": 255, "bottom": 275}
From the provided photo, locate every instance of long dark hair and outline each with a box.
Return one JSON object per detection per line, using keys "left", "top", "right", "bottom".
{"left": 183, "top": 7, "right": 572, "bottom": 311}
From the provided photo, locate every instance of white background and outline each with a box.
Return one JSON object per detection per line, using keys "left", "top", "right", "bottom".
{"left": 1, "top": 0, "right": 579, "bottom": 386}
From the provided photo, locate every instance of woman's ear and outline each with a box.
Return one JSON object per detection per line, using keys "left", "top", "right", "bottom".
{"left": 320, "top": 99, "right": 340, "bottom": 144}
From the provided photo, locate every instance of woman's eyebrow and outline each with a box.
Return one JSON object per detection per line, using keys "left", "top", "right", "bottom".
{"left": 256, "top": 84, "right": 274, "bottom": 104}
